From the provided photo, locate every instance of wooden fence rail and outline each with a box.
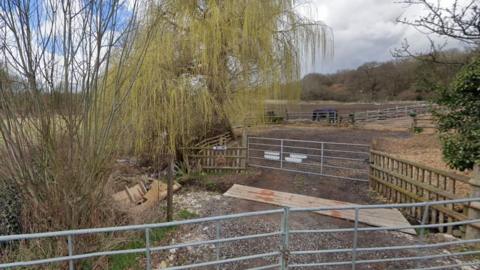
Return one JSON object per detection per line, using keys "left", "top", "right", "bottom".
{"left": 353, "top": 103, "right": 431, "bottom": 122}
{"left": 369, "top": 150, "right": 478, "bottom": 237}
{"left": 184, "top": 146, "right": 247, "bottom": 173}
{"left": 411, "top": 114, "right": 436, "bottom": 130}
{"left": 195, "top": 131, "right": 233, "bottom": 148}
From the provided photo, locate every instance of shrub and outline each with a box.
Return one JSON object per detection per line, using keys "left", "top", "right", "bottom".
{"left": 435, "top": 57, "right": 480, "bottom": 171}
{"left": 0, "top": 182, "right": 21, "bottom": 240}
{"left": 265, "top": 111, "right": 284, "bottom": 123}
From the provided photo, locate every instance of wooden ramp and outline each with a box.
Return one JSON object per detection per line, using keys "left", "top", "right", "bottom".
{"left": 224, "top": 184, "right": 415, "bottom": 235}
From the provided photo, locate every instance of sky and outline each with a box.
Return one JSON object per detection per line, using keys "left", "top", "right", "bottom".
{"left": 297, "top": 0, "right": 466, "bottom": 75}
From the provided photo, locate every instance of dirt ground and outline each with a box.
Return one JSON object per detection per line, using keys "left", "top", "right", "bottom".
{"left": 373, "top": 133, "right": 471, "bottom": 177}
{"left": 373, "top": 133, "right": 472, "bottom": 196}
{"left": 358, "top": 117, "right": 414, "bottom": 132}
{"left": 150, "top": 125, "right": 479, "bottom": 270}
{"left": 246, "top": 124, "right": 410, "bottom": 145}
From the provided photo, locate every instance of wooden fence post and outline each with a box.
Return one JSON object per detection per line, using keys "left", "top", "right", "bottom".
{"left": 466, "top": 164, "right": 480, "bottom": 239}
{"left": 410, "top": 114, "right": 417, "bottom": 132}
{"left": 242, "top": 129, "right": 247, "bottom": 169}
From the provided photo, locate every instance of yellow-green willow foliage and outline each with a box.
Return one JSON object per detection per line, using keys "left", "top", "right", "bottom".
{"left": 113, "top": 0, "right": 332, "bottom": 156}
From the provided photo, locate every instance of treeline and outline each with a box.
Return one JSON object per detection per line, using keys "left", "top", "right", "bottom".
{"left": 301, "top": 49, "right": 477, "bottom": 101}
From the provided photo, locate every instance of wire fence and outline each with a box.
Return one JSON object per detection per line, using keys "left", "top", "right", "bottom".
{"left": 247, "top": 136, "right": 370, "bottom": 182}
{"left": 1, "top": 198, "right": 480, "bottom": 269}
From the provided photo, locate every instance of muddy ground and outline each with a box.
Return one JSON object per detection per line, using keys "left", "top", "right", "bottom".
{"left": 150, "top": 126, "right": 479, "bottom": 270}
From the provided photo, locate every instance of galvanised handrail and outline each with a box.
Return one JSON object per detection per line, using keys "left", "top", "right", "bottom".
{"left": 1, "top": 197, "right": 480, "bottom": 270}
{"left": 247, "top": 136, "right": 371, "bottom": 147}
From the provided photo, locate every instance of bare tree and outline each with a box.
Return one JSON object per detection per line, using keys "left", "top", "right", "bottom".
{"left": 357, "top": 62, "right": 380, "bottom": 100}
{"left": 0, "top": 0, "right": 152, "bottom": 237}
{"left": 394, "top": 0, "right": 479, "bottom": 63}
{"left": 398, "top": 0, "right": 479, "bottom": 44}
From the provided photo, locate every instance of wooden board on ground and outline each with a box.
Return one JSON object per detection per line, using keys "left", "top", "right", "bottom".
{"left": 143, "top": 181, "right": 181, "bottom": 204}
{"left": 224, "top": 184, "right": 415, "bottom": 235}
{"left": 113, "top": 180, "right": 181, "bottom": 211}
{"left": 113, "top": 183, "right": 146, "bottom": 204}
{"left": 135, "top": 180, "right": 181, "bottom": 211}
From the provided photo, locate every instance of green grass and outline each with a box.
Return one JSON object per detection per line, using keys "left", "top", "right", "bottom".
{"left": 414, "top": 227, "right": 431, "bottom": 237}
{"left": 412, "top": 127, "right": 424, "bottom": 133}
{"left": 107, "top": 227, "right": 176, "bottom": 270}
{"left": 178, "top": 172, "right": 224, "bottom": 192}
{"left": 177, "top": 209, "right": 198, "bottom": 220}
{"left": 108, "top": 238, "right": 145, "bottom": 270}
{"left": 107, "top": 210, "right": 197, "bottom": 269}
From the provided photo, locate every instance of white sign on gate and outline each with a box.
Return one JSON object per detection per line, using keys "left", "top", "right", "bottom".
{"left": 264, "top": 151, "right": 280, "bottom": 160}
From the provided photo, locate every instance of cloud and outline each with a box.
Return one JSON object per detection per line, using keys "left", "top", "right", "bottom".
{"left": 298, "top": 0, "right": 465, "bottom": 75}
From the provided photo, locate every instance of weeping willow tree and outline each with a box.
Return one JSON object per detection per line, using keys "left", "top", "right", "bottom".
{"left": 115, "top": 0, "right": 333, "bottom": 158}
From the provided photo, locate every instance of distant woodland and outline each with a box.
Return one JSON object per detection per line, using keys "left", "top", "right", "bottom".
{"left": 301, "top": 49, "right": 477, "bottom": 101}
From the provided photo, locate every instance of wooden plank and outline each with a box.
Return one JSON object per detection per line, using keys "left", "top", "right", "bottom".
{"left": 136, "top": 181, "right": 181, "bottom": 211}
{"left": 224, "top": 184, "right": 416, "bottom": 235}
{"left": 113, "top": 184, "right": 146, "bottom": 204}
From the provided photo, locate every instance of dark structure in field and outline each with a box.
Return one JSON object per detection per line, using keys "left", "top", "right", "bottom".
{"left": 312, "top": 108, "right": 337, "bottom": 122}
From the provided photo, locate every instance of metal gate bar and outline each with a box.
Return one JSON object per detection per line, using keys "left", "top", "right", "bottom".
{"left": 247, "top": 136, "right": 370, "bottom": 182}
{"left": 1, "top": 198, "right": 480, "bottom": 269}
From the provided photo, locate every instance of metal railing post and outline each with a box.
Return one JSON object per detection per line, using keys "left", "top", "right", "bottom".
{"left": 352, "top": 207, "right": 359, "bottom": 270}
{"left": 215, "top": 221, "right": 221, "bottom": 270}
{"left": 145, "top": 228, "right": 151, "bottom": 270}
{"left": 67, "top": 235, "right": 74, "bottom": 270}
{"left": 280, "top": 207, "right": 290, "bottom": 270}
{"left": 320, "top": 142, "right": 324, "bottom": 174}
{"left": 280, "top": 139, "right": 284, "bottom": 169}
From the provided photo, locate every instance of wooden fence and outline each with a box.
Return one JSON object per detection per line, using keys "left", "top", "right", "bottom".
{"left": 184, "top": 146, "right": 247, "bottom": 173}
{"left": 369, "top": 150, "right": 478, "bottom": 236}
{"left": 353, "top": 103, "right": 430, "bottom": 122}
{"left": 253, "top": 103, "right": 432, "bottom": 126}
{"left": 183, "top": 132, "right": 246, "bottom": 173}
{"left": 195, "top": 132, "right": 233, "bottom": 148}
{"left": 411, "top": 114, "right": 436, "bottom": 131}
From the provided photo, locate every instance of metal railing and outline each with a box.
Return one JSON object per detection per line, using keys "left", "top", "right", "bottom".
{"left": 247, "top": 136, "right": 370, "bottom": 182}
{"left": 1, "top": 198, "right": 480, "bottom": 269}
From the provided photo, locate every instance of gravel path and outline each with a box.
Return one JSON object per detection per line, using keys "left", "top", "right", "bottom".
{"left": 151, "top": 188, "right": 479, "bottom": 270}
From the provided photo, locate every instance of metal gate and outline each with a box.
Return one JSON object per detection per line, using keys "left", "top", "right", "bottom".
{"left": 247, "top": 136, "right": 370, "bottom": 182}
{"left": 3, "top": 198, "right": 479, "bottom": 270}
